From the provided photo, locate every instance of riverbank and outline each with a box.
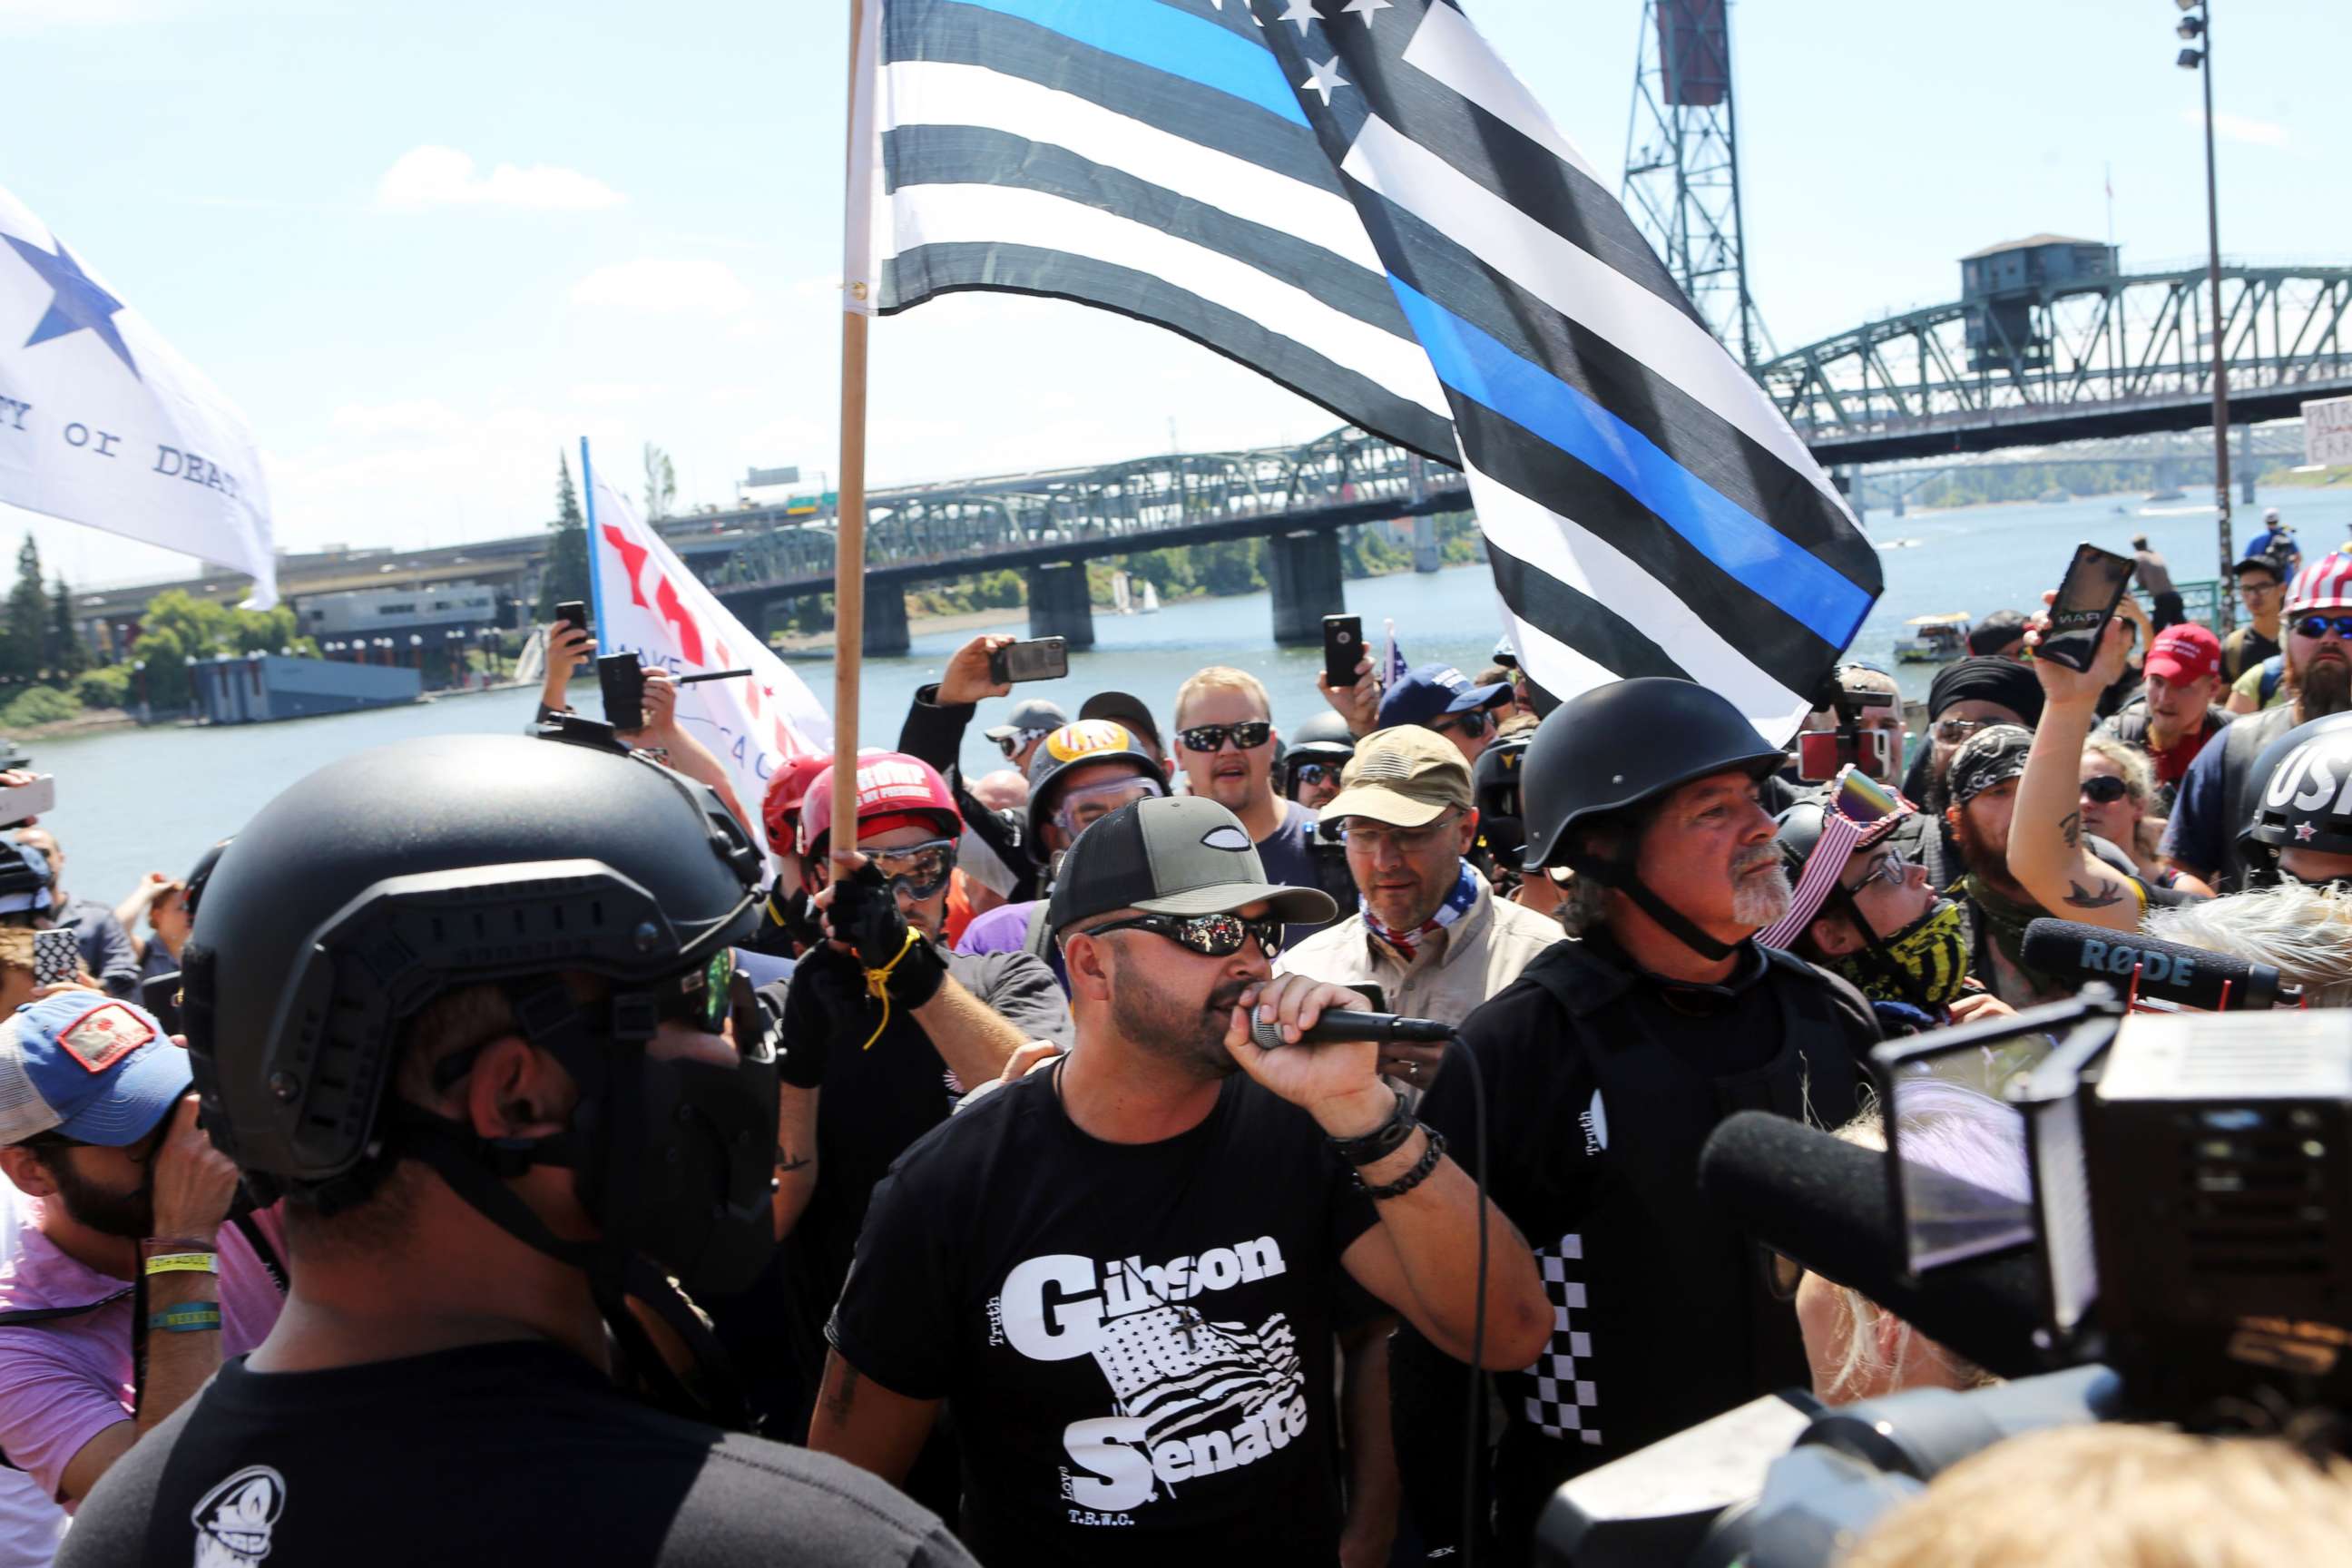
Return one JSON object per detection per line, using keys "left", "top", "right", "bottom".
{"left": 5, "top": 708, "right": 139, "bottom": 741}
{"left": 769, "top": 603, "right": 1026, "bottom": 655}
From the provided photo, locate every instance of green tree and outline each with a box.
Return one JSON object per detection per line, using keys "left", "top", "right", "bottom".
{"left": 46, "top": 578, "right": 88, "bottom": 679}
{"left": 536, "top": 451, "right": 592, "bottom": 622}
{"left": 3, "top": 535, "right": 44, "bottom": 682}
{"left": 643, "top": 442, "right": 677, "bottom": 520}
{"left": 126, "top": 588, "right": 312, "bottom": 710}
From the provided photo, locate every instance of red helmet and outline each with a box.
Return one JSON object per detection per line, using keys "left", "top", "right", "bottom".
{"left": 760, "top": 751, "right": 832, "bottom": 856}
{"left": 799, "top": 751, "right": 962, "bottom": 859}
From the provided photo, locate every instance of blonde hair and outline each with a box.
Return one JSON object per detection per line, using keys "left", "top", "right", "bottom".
{"left": 2143, "top": 881, "right": 2352, "bottom": 1007}
{"left": 1817, "top": 1089, "right": 2013, "bottom": 1403}
{"left": 1172, "top": 666, "right": 1271, "bottom": 730}
{"left": 1841, "top": 1425, "right": 2352, "bottom": 1568}
{"left": 2082, "top": 737, "right": 2164, "bottom": 866}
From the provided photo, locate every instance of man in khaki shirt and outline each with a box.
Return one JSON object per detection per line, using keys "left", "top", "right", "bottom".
{"left": 1278, "top": 727, "right": 1563, "bottom": 1094}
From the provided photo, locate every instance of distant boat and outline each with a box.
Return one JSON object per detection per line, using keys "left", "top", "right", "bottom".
{"left": 1139, "top": 580, "right": 1161, "bottom": 614}
{"left": 2147, "top": 486, "right": 2185, "bottom": 502}
{"left": 1896, "top": 612, "right": 1971, "bottom": 665}
{"left": 1112, "top": 571, "right": 1133, "bottom": 615}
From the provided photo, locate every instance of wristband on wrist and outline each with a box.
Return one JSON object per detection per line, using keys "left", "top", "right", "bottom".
{"left": 142, "top": 1251, "right": 217, "bottom": 1278}
{"left": 1353, "top": 1127, "right": 1445, "bottom": 1200}
{"left": 146, "top": 1303, "right": 221, "bottom": 1334}
{"left": 1328, "top": 1089, "right": 1413, "bottom": 1166}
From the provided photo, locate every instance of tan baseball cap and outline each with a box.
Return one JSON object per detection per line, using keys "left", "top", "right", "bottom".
{"left": 1320, "top": 726, "right": 1474, "bottom": 828}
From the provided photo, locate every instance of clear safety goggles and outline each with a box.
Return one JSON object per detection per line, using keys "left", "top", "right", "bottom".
{"left": 1054, "top": 776, "right": 1165, "bottom": 838}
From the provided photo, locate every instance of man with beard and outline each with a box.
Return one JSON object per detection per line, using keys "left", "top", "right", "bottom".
{"left": 810, "top": 796, "right": 1548, "bottom": 1566}
{"left": 0, "top": 993, "right": 281, "bottom": 1511}
{"left": 1895, "top": 657, "right": 2045, "bottom": 888}
{"left": 1389, "top": 678, "right": 1880, "bottom": 1562}
{"left": 1171, "top": 666, "right": 1322, "bottom": 901}
{"left": 2167, "top": 554, "right": 2352, "bottom": 890}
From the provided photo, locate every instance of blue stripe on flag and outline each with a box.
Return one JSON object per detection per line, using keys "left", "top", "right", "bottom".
{"left": 947, "top": 0, "right": 1306, "bottom": 125}
{"left": 1386, "top": 278, "right": 1872, "bottom": 649}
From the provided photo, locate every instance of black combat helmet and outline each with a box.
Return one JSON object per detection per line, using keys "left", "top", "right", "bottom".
{"left": 2244, "top": 712, "right": 2352, "bottom": 866}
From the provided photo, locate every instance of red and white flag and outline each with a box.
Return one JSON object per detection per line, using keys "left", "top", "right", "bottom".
{"left": 583, "top": 440, "right": 831, "bottom": 828}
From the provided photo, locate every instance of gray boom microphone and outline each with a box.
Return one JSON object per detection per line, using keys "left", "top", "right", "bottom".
{"left": 1250, "top": 1010, "right": 1452, "bottom": 1048}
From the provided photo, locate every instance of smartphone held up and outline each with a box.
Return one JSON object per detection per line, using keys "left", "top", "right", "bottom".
{"left": 2036, "top": 543, "right": 2136, "bottom": 673}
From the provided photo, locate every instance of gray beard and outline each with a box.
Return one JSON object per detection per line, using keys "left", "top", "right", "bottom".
{"left": 1730, "top": 857, "right": 1792, "bottom": 927}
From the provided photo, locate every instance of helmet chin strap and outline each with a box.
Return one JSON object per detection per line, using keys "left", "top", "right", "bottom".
{"left": 1567, "top": 851, "right": 1741, "bottom": 964}
{"left": 1821, "top": 880, "right": 1935, "bottom": 1009}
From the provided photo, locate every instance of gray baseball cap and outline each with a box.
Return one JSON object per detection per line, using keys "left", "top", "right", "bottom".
{"left": 1046, "top": 796, "right": 1336, "bottom": 934}
{"left": 985, "top": 697, "right": 1069, "bottom": 742}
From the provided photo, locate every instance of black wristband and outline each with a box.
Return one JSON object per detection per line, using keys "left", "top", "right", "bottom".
{"left": 1355, "top": 1127, "right": 1444, "bottom": 1200}
{"left": 886, "top": 934, "right": 948, "bottom": 1009}
{"left": 1328, "top": 1089, "right": 1413, "bottom": 1166}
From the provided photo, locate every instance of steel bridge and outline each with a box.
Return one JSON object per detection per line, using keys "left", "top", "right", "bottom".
{"left": 1769, "top": 261, "right": 2352, "bottom": 465}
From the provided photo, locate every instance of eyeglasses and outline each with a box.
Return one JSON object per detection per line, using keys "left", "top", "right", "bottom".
{"left": 1428, "top": 710, "right": 1493, "bottom": 742}
{"left": 1935, "top": 717, "right": 1990, "bottom": 746}
{"left": 2241, "top": 579, "right": 2281, "bottom": 596}
{"left": 1081, "top": 910, "right": 1285, "bottom": 959}
{"left": 1176, "top": 720, "right": 1272, "bottom": 753}
{"left": 1842, "top": 849, "right": 1912, "bottom": 897}
{"left": 2079, "top": 774, "right": 2131, "bottom": 806}
{"left": 1343, "top": 811, "right": 1464, "bottom": 856}
{"left": 996, "top": 728, "right": 1051, "bottom": 760}
{"left": 2295, "top": 614, "right": 2352, "bottom": 641}
{"left": 864, "top": 837, "right": 959, "bottom": 901}
{"left": 1053, "top": 776, "right": 1164, "bottom": 838}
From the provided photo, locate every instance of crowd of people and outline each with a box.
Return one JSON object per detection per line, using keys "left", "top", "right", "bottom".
{"left": 0, "top": 524, "right": 2347, "bottom": 1568}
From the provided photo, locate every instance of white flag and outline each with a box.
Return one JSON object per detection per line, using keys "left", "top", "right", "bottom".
{"left": 582, "top": 441, "right": 832, "bottom": 828}
{"left": 0, "top": 184, "right": 278, "bottom": 606}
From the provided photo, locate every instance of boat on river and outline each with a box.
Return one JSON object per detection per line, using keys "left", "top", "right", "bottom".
{"left": 1895, "top": 612, "right": 1972, "bottom": 665}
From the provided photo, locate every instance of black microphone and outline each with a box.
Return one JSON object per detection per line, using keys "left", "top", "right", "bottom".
{"left": 1698, "top": 1112, "right": 2045, "bottom": 1380}
{"left": 2019, "top": 917, "right": 2283, "bottom": 1011}
{"left": 1250, "top": 1010, "right": 1453, "bottom": 1048}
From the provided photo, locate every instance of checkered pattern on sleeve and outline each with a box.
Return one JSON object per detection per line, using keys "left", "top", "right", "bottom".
{"left": 1516, "top": 1232, "right": 1600, "bottom": 1445}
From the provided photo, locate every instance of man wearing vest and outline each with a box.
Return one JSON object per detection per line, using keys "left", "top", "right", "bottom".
{"left": 1390, "top": 679, "right": 1878, "bottom": 1563}
{"left": 2220, "top": 552, "right": 2289, "bottom": 684}
{"left": 0, "top": 994, "right": 285, "bottom": 1512}
{"left": 2168, "top": 554, "right": 2352, "bottom": 891}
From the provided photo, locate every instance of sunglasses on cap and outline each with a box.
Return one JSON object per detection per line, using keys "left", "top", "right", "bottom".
{"left": 1054, "top": 776, "right": 1165, "bottom": 838}
{"left": 2079, "top": 774, "right": 2131, "bottom": 805}
{"left": 996, "top": 728, "right": 1052, "bottom": 759}
{"left": 1081, "top": 910, "right": 1285, "bottom": 959}
{"left": 1429, "top": 710, "right": 1493, "bottom": 741}
{"left": 1828, "top": 766, "right": 1909, "bottom": 828}
{"left": 1177, "top": 720, "right": 1272, "bottom": 753}
{"left": 866, "top": 838, "right": 959, "bottom": 901}
{"left": 2295, "top": 614, "right": 2352, "bottom": 641}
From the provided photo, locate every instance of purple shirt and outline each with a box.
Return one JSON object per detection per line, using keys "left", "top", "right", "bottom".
{"left": 0, "top": 1200, "right": 285, "bottom": 1507}
{"left": 957, "top": 901, "right": 1063, "bottom": 991}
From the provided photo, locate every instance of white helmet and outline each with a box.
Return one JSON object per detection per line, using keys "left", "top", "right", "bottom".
{"left": 2265, "top": 507, "right": 2282, "bottom": 525}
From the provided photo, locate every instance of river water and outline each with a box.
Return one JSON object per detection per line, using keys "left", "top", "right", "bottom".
{"left": 34, "top": 481, "right": 2352, "bottom": 907}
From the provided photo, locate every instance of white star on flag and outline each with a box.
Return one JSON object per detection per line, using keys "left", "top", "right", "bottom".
{"left": 1340, "top": 0, "right": 1394, "bottom": 19}
{"left": 2298, "top": 821, "right": 2319, "bottom": 842}
{"left": 1276, "top": 0, "right": 1320, "bottom": 34}
{"left": 1298, "top": 54, "right": 1349, "bottom": 105}
{"left": 1206, "top": 0, "right": 1263, "bottom": 24}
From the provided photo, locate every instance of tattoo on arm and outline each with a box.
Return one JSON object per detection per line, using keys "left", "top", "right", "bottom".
{"left": 2063, "top": 879, "right": 2126, "bottom": 909}
{"left": 823, "top": 1362, "right": 859, "bottom": 1426}
{"left": 776, "top": 1151, "right": 812, "bottom": 1174}
{"left": 2060, "top": 810, "right": 2082, "bottom": 850}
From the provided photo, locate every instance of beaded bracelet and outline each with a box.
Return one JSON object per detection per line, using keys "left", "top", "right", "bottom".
{"left": 1353, "top": 1127, "right": 1446, "bottom": 1201}
{"left": 147, "top": 1303, "right": 222, "bottom": 1334}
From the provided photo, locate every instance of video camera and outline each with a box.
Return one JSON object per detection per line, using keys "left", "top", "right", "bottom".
{"left": 1538, "top": 994, "right": 2352, "bottom": 1567}
{"left": 1793, "top": 668, "right": 1895, "bottom": 785}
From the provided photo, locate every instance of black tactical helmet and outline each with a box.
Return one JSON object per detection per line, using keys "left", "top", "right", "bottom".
{"left": 2245, "top": 712, "right": 2352, "bottom": 860}
{"left": 1521, "top": 678, "right": 1787, "bottom": 873}
{"left": 182, "top": 733, "right": 765, "bottom": 1194}
{"left": 1282, "top": 710, "right": 1357, "bottom": 799}
{"left": 1474, "top": 732, "right": 1530, "bottom": 824}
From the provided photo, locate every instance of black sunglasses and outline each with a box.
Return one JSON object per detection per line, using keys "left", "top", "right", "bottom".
{"left": 1430, "top": 709, "right": 1493, "bottom": 741}
{"left": 2079, "top": 775, "right": 2131, "bottom": 805}
{"left": 1177, "top": 720, "right": 1272, "bottom": 753}
{"left": 2297, "top": 614, "right": 2352, "bottom": 640}
{"left": 1081, "top": 910, "right": 1284, "bottom": 959}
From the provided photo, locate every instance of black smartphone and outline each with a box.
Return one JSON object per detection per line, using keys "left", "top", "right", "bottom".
{"left": 598, "top": 653, "right": 647, "bottom": 730}
{"left": 1323, "top": 614, "right": 1363, "bottom": 691}
{"left": 554, "top": 601, "right": 589, "bottom": 637}
{"left": 2038, "top": 543, "right": 2137, "bottom": 672}
{"left": 989, "top": 638, "right": 1069, "bottom": 684}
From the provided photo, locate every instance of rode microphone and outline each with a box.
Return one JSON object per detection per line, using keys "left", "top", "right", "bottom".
{"left": 1249, "top": 1010, "right": 1453, "bottom": 1049}
{"left": 1698, "top": 1112, "right": 2045, "bottom": 1380}
{"left": 2019, "top": 917, "right": 2284, "bottom": 1011}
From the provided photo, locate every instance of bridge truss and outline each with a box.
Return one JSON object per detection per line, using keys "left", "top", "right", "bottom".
{"left": 1764, "top": 264, "right": 2352, "bottom": 465}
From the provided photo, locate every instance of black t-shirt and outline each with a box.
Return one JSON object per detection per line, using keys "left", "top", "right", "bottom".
{"left": 828, "top": 1065, "right": 1380, "bottom": 1566}
{"left": 57, "top": 1340, "right": 972, "bottom": 1568}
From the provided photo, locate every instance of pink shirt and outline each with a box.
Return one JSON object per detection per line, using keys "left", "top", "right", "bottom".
{"left": 0, "top": 1200, "right": 285, "bottom": 1507}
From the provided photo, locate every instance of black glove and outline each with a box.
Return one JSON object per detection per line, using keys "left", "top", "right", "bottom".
{"left": 827, "top": 861, "right": 947, "bottom": 1009}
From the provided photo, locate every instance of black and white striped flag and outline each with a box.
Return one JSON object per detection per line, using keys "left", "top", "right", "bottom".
{"left": 847, "top": 0, "right": 1882, "bottom": 738}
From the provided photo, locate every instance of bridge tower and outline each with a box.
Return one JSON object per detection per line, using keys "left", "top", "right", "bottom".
{"left": 1622, "top": 0, "right": 1770, "bottom": 366}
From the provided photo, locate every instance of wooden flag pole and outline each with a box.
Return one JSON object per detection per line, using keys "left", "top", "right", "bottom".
{"left": 829, "top": 0, "right": 872, "bottom": 848}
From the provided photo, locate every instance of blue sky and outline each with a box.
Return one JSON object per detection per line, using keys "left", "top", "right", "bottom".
{"left": 2, "top": 0, "right": 2342, "bottom": 588}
